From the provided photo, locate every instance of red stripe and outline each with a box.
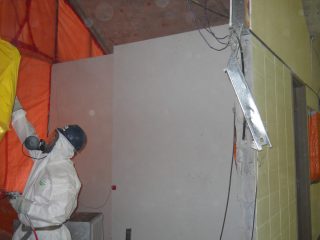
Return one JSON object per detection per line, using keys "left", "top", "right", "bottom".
{"left": 12, "top": 0, "right": 32, "bottom": 42}
{"left": 54, "top": 0, "right": 59, "bottom": 62}
{"left": 26, "top": 2, "right": 38, "bottom": 51}
{"left": 14, "top": 41, "right": 54, "bottom": 62}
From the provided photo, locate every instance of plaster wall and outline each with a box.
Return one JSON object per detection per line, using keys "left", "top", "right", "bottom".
{"left": 112, "top": 25, "right": 248, "bottom": 240}
{"left": 50, "top": 55, "right": 113, "bottom": 239}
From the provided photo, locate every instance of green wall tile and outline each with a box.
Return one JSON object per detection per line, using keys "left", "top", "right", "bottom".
{"left": 279, "top": 186, "right": 289, "bottom": 209}
{"left": 270, "top": 213, "right": 281, "bottom": 238}
{"left": 289, "top": 222, "right": 298, "bottom": 240}
{"left": 269, "top": 169, "right": 280, "bottom": 193}
{"left": 257, "top": 221, "right": 271, "bottom": 240}
{"left": 258, "top": 172, "right": 269, "bottom": 199}
{"left": 270, "top": 191, "right": 280, "bottom": 217}
{"left": 268, "top": 147, "right": 278, "bottom": 171}
{"left": 257, "top": 197, "right": 270, "bottom": 226}
{"left": 281, "top": 226, "right": 289, "bottom": 240}
{"left": 281, "top": 206, "right": 290, "bottom": 231}
{"left": 252, "top": 35, "right": 298, "bottom": 240}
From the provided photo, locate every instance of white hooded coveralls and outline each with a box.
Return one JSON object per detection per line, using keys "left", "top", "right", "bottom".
{"left": 11, "top": 109, "right": 81, "bottom": 240}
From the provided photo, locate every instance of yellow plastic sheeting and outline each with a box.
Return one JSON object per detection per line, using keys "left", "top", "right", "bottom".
{"left": 0, "top": 39, "right": 20, "bottom": 141}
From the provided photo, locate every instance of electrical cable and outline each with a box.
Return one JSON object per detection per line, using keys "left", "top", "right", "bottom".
{"left": 205, "top": 27, "right": 229, "bottom": 45}
{"left": 187, "top": 0, "right": 231, "bottom": 51}
{"left": 303, "top": 81, "right": 320, "bottom": 109}
{"left": 21, "top": 144, "right": 47, "bottom": 160}
{"left": 79, "top": 188, "right": 112, "bottom": 209}
{"left": 203, "top": 0, "right": 229, "bottom": 45}
{"left": 25, "top": 214, "right": 39, "bottom": 240}
{"left": 219, "top": 108, "right": 236, "bottom": 240}
{"left": 189, "top": 0, "right": 229, "bottom": 19}
{"left": 205, "top": 24, "right": 230, "bottom": 40}
{"left": 250, "top": 30, "right": 320, "bottom": 103}
{"left": 197, "top": 29, "right": 230, "bottom": 51}
{"left": 236, "top": 34, "right": 248, "bottom": 141}
{"left": 311, "top": 38, "right": 320, "bottom": 82}
{"left": 251, "top": 180, "right": 258, "bottom": 240}
{"left": 250, "top": 151, "right": 260, "bottom": 240}
{"left": 198, "top": 0, "right": 230, "bottom": 43}
{"left": 236, "top": 36, "right": 245, "bottom": 74}
{"left": 304, "top": 82, "right": 320, "bottom": 100}
{"left": 203, "top": 23, "right": 230, "bottom": 45}
{"left": 78, "top": 188, "right": 111, "bottom": 240}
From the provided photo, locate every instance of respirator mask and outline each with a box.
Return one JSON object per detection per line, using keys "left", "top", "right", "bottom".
{"left": 23, "top": 130, "right": 59, "bottom": 154}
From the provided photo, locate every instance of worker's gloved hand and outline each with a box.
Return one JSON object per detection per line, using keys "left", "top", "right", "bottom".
{"left": 13, "top": 97, "right": 22, "bottom": 112}
{"left": 9, "top": 195, "right": 32, "bottom": 214}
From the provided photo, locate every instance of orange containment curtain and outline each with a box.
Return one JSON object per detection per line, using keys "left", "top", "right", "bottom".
{"left": 3, "top": 56, "right": 51, "bottom": 192}
{"left": 0, "top": 0, "right": 106, "bottom": 233}
{"left": 0, "top": 0, "right": 106, "bottom": 193}
{"left": 308, "top": 112, "right": 320, "bottom": 182}
{"left": 57, "top": 0, "right": 104, "bottom": 62}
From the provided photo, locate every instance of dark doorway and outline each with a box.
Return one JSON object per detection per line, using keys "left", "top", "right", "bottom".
{"left": 293, "top": 77, "right": 312, "bottom": 240}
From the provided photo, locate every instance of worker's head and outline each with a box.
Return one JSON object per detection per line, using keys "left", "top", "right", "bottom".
{"left": 57, "top": 125, "right": 87, "bottom": 152}
{"left": 23, "top": 125, "right": 87, "bottom": 155}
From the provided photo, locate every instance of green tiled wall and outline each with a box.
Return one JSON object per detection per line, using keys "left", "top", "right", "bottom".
{"left": 250, "top": 0, "right": 315, "bottom": 89}
{"left": 252, "top": 37, "right": 298, "bottom": 240}
{"left": 250, "top": 0, "right": 320, "bottom": 238}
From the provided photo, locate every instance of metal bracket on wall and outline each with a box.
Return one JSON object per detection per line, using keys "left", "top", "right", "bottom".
{"left": 225, "top": 36, "right": 271, "bottom": 151}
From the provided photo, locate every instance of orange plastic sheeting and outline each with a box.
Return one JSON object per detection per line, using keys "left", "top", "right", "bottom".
{"left": 0, "top": 0, "right": 56, "bottom": 59}
{"left": 0, "top": 0, "right": 105, "bottom": 234}
{"left": 0, "top": 0, "right": 105, "bottom": 63}
{"left": 0, "top": 0, "right": 105, "bottom": 193}
{"left": 0, "top": 1, "right": 26, "bottom": 42}
{"left": 57, "top": 0, "right": 104, "bottom": 62}
{"left": 308, "top": 112, "right": 320, "bottom": 182}
{"left": 0, "top": 56, "right": 50, "bottom": 192}
{"left": 25, "top": 0, "right": 56, "bottom": 58}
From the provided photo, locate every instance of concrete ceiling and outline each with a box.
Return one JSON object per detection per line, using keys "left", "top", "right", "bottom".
{"left": 69, "top": 0, "right": 230, "bottom": 53}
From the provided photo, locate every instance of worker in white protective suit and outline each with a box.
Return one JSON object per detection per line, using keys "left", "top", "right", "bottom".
{"left": 9, "top": 98, "right": 86, "bottom": 240}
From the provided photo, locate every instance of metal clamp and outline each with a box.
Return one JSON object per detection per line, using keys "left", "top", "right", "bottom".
{"left": 225, "top": 34, "right": 271, "bottom": 150}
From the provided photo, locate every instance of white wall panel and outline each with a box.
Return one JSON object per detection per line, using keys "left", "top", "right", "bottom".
{"left": 50, "top": 55, "right": 113, "bottom": 239}
{"left": 112, "top": 25, "right": 244, "bottom": 240}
